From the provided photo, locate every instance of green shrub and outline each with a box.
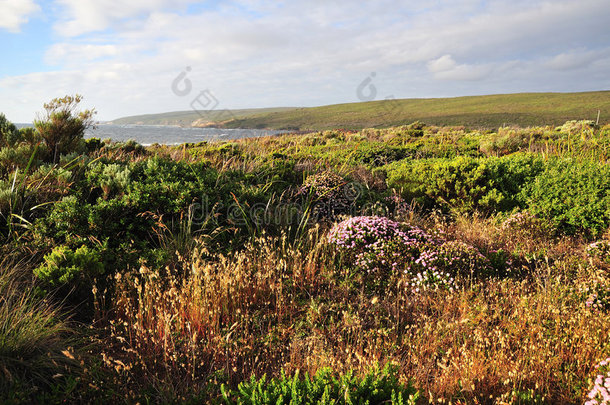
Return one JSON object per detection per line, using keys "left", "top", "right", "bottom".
{"left": 525, "top": 159, "right": 610, "bottom": 236}
{"left": 221, "top": 364, "right": 418, "bottom": 405}
{"left": 84, "top": 137, "right": 103, "bottom": 153}
{"left": 34, "top": 95, "right": 95, "bottom": 163}
{"left": 85, "top": 162, "right": 132, "bottom": 199}
{"left": 385, "top": 154, "right": 544, "bottom": 214}
{"left": 0, "top": 113, "right": 20, "bottom": 147}
{"left": 34, "top": 244, "right": 104, "bottom": 288}
{"left": 19, "top": 126, "right": 42, "bottom": 145}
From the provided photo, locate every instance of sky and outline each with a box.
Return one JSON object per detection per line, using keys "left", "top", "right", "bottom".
{"left": 0, "top": 0, "right": 609, "bottom": 122}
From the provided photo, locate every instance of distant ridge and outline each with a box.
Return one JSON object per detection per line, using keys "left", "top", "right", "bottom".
{"left": 112, "top": 91, "right": 610, "bottom": 130}
{"left": 109, "top": 107, "right": 295, "bottom": 127}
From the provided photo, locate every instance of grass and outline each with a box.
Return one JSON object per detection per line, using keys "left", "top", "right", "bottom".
{"left": 109, "top": 107, "right": 296, "bottom": 127}
{"left": 112, "top": 91, "right": 610, "bottom": 130}
{"left": 99, "top": 215, "right": 610, "bottom": 404}
{"left": 3, "top": 112, "right": 610, "bottom": 403}
{"left": 0, "top": 258, "right": 80, "bottom": 403}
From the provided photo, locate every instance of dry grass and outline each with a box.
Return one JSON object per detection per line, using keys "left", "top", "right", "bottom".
{"left": 93, "top": 215, "right": 610, "bottom": 403}
{"left": 0, "top": 259, "right": 79, "bottom": 398}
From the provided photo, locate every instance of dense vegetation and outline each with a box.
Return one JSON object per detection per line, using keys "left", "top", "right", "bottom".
{"left": 2, "top": 97, "right": 610, "bottom": 404}
{"left": 112, "top": 91, "right": 610, "bottom": 130}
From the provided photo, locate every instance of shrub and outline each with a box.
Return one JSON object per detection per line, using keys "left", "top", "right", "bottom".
{"left": 385, "top": 154, "right": 544, "bottom": 214}
{"left": 86, "top": 162, "right": 132, "bottom": 199}
{"left": 328, "top": 216, "right": 489, "bottom": 291}
{"left": 501, "top": 210, "right": 554, "bottom": 240}
{"left": 0, "top": 113, "right": 20, "bottom": 147}
{"left": 587, "top": 241, "right": 610, "bottom": 265}
{"left": 19, "top": 126, "right": 42, "bottom": 145}
{"left": 299, "top": 171, "right": 359, "bottom": 220}
{"left": 525, "top": 159, "right": 610, "bottom": 236}
{"left": 557, "top": 120, "right": 597, "bottom": 134}
{"left": 34, "top": 244, "right": 104, "bottom": 289}
{"left": 585, "top": 357, "right": 610, "bottom": 404}
{"left": 221, "top": 364, "right": 419, "bottom": 405}
{"left": 34, "top": 95, "right": 95, "bottom": 163}
{"left": 415, "top": 240, "right": 492, "bottom": 279}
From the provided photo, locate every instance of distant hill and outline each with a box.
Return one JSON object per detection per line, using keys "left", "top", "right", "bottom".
{"left": 112, "top": 91, "right": 610, "bottom": 130}
{"left": 109, "top": 107, "right": 296, "bottom": 127}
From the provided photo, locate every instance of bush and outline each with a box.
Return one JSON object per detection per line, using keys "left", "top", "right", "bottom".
{"left": 585, "top": 357, "right": 610, "bottom": 404}
{"left": 299, "top": 171, "right": 360, "bottom": 220}
{"left": 587, "top": 241, "right": 610, "bottom": 265}
{"left": 221, "top": 364, "right": 419, "bottom": 405}
{"left": 525, "top": 159, "right": 610, "bottom": 236}
{"left": 385, "top": 154, "right": 544, "bottom": 214}
{"left": 501, "top": 210, "right": 554, "bottom": 240}
{"left": 0, "top": 113, "right": 20, "bottom": 147}
{"left": 86, "top": 162, "right": 132, "bottom": 199}
{"left": 34, "top": 244, "right": 104, "bottom": 289}
{"left": 328, "top": 216, "right": 490, "bottom": 291}
{"left": 34, "top": 95, "right": 95, "bottom": 163}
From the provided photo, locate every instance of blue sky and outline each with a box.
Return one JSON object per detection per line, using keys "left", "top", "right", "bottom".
{"left": 0, "top": 0, "right": 609, "bottom": 122}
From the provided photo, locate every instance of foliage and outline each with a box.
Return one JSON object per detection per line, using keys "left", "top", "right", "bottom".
{"left": 34, "top": 244, "right": 104, "bottom": 289}
{"left": 385, "top": 153, "right": 545, "bottom": 214}
{"left": 221, "top": 364, "right": 419, "bottom": 405}
{"left": 0, "top": 113, "right": 20, "bottom": 147}
{"left": 0, "top": 261, "right": 79, "bottom": 401}
{"left": 2, "top": 112, "right": 610, "bottom": 402}
{"left": 34, "top": 95, "right": 95, "bottom": 163}
{"left": 525, "top": 159, "right": 610, "bottom": 236}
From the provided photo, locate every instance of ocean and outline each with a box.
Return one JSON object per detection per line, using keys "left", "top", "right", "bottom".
{"left": 16, "top": 124, "right": 284, "bottom": 146}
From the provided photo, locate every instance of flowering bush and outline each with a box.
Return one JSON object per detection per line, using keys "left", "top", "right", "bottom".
{"left": 585, "top": 357, "right": 610, "bottom": 404}
{"left": 328, "top": 216, "right": 490, "bottom": 291}
{"left": 582, "top": 279, "right": 610, "bottom": 312}
{"left": 409, "top": 268, "right": 455, "bottom": 293}
{"left": 415, "top": 241, "right": 492, "bottom": 278}
{"left": 587, "top": 241, "right": 610, "bottom": 264}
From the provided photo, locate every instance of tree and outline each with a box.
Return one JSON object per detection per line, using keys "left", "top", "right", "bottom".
{"left": 34, "top": 95, "right": 96, "bottom": 163}
{"left": 0, "top": 113, "right": 19, "bottom": 147}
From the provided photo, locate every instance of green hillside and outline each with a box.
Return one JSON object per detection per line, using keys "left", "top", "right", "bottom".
{"left": 109, "top": 107, "right": 295, "bottom": 126}
{"left": 111, "top": 91, "right": 610, "bottom": 130}
{"left": 224, "top": 91, "right": 610, "bottom": 130}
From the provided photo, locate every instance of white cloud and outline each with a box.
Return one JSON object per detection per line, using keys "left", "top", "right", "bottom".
{"left": 45, "top": 43, "right": 118, "bottom": 65}
{"left": 427, "top": 55, "right": 457, "bottom": 73}
{"left": 2, "top": 0, "right": 610, "bottom": 122}
{"left": 546, "top": 49, "right": 610, "bottom": 71}
{"left": 0, "top": 0, "right": 40, "bottom": 32}
{"left": 53, "top": 0, "right": 197, "bottom": 36}
{"left": 427, "top": 55, "right": 494, "bottom": 81}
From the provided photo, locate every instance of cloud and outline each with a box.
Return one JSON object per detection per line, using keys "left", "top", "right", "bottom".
{"left": 427, "top": 55, "right": 457, "bottom": 73}
{"left": 2, "top": 0, "right": 610, "bottom": 122}
{"left": 53, "top": 0, "right": 198, "bottom": 36}
{"left": 45, "top": 43, "right": 119, "bottom": 65}
{"left": 546, "top": 49, "right": 610, "bottom": 71}
{"left": 0, "top": 0, "right": 40, "bottom": 32}
{"left": 427, "top": 55, "right": 494, "bottom": 81}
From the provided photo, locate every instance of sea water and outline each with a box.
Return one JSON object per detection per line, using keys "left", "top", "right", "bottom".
{"left": 16, "top": 124, "right": 284, "bottom": 146}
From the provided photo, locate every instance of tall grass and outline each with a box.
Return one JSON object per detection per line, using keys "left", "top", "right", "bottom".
{"left": 0, "top": 258, "right": 78, "bottom": 401}
{"left": 99, "top": 215, "right": 610, "bottom": 403}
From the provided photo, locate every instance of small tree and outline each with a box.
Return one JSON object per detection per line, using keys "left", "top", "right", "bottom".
{"left": 34, "top": 95, "right": 96, "bottom": 163}
{"left": 0, "top": 113, "right": 19, "bottom": 147}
